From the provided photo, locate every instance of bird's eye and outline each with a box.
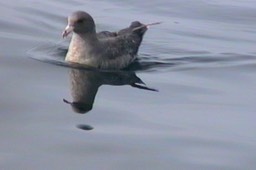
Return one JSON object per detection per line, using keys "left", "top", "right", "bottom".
{"left": 77, "top": 19, "right": 83, "bottom": 23}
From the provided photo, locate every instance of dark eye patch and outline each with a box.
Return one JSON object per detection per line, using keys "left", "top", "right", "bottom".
{"left": 77, "top": 19, "right": 83, "bottom": 23}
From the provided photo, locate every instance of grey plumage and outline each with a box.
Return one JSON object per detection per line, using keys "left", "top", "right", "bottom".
{"left": 63, "top": 11, "right": 148, "bottom": 69}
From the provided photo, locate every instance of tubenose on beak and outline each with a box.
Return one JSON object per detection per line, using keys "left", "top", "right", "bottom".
{"left": 62, "top": 25, "right": 74, "bottom": 38}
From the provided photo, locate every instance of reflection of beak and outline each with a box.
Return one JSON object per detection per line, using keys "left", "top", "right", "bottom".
{"left": 62, "top": 25, "right": 74, "bottom": 38}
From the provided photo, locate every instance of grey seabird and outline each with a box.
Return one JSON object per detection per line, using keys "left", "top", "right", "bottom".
{"left": 62, "top": 11, "right": 149, "bottom": 70}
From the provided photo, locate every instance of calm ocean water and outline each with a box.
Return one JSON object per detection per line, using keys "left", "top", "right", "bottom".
{"left": 1, "top": 0, "right": 256, "bottom": 169}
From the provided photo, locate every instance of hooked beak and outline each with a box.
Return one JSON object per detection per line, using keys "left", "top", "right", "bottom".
{"left": 62, "top": 25, "right": 74, "bottom": 38}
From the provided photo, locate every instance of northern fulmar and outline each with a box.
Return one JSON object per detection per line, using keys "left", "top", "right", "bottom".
{"left": 62, "top": 11, "right": 156, "bottom": 70}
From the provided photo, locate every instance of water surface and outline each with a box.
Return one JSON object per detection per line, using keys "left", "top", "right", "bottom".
{"left": 1, "top": 0, "right": 256, "bottom": 169}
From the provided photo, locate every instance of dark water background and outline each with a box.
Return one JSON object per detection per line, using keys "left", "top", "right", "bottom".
{"left": 1, "top": 0, "right": 256, "bottom": 169}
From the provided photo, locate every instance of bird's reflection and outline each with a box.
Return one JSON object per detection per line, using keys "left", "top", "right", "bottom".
{"left": 63, "top": 68, "right": 157, "bottom": 114}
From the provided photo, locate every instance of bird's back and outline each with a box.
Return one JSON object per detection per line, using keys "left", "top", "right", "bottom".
{"left": 93, "top": 23, "right": 148, "bottom": 69}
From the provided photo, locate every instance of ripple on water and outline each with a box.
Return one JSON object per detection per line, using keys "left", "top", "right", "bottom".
{"left": 27, "top": 40, "right": 256, "bottom": 73}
